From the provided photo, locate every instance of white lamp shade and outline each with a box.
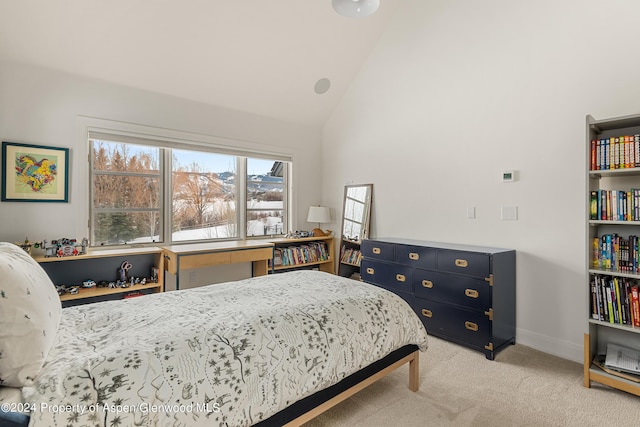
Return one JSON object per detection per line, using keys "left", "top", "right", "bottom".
{"left": 307, "top": 206, "right": 331, "bottom": 224}
{"left": 332, "top": 0, "right": 380, "bottom": 19}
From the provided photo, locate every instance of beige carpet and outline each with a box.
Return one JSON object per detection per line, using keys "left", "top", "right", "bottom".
{"left": 303, "top": 336, "right": 640, "bottom": 427}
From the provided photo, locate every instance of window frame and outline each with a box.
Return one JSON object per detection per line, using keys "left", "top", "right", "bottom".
{"left": 87, "top": 127, "right": 292, "bottom": 248}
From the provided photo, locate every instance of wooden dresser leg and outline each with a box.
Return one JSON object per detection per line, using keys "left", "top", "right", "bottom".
{"left": 408, "top": 351, "right": 419, "bottom": 392}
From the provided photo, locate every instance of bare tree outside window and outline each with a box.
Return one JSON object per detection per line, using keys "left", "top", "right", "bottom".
{"left": 171, "top": 150, "right": 237, "bottom": 242}
{"left": 91, "top": 140, "right": 160, "bottom": 245}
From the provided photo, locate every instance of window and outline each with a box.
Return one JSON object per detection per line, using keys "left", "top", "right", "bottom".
{"left": 246, "top": 158, "right": 286, "bottom": 236}
{"left": 172, "top": 150, "right": 237, "bottom": 242}
{"left": 90, "top": 135, "right": 290, "bottom": 246}
{"left": 91, "top": 140, "right": 161, "bottom": 245}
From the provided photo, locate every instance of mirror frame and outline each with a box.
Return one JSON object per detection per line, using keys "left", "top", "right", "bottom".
{"left": 340, "top": 183, "right": 373, "bottom": 243}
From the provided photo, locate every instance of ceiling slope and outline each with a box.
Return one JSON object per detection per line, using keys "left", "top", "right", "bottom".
{"left": 0, "top": 0, "right": 403, "bottom": 126}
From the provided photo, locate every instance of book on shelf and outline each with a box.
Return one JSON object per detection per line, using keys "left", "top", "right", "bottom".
{"left": 340, "top": 245, "right": 362, "bottom": 266}
{"left": 592, "top": 354, "right": 640, "bottom": 383}
{"left": 592, "top": 233, "right": 640, "bottom": 273}
{"left": 605, "top": 343, "right": 640, "bottom": 376}
{"left": 590, "top": 134, "right": 640, "bottom": 170}
{"left": 590, "top": 188, "right": 640, "bottom": 221}
{"left": 590, "top": 274, "right": 639, "bottom": 326}
{"left": 273, "top": 242, "right": 329, "bottom": 267}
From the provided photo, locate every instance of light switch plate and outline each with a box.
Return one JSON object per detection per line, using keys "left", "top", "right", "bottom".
{"left": 467, "top": 207, "right": 476, "bottom": 219}
{"left": 501, "top": 206, "right": 518, "bottom": 220}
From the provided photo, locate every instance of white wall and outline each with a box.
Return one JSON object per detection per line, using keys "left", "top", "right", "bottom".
{"left": 323, "top": 0, "right": 640, "bottom": 362}
{"left": 0, "top": 61, "right": 323, "bottom": 252}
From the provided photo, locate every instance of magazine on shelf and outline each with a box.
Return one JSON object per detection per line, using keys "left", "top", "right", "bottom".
{"left": 604, "top": 343, "right": 640, "bottom": 375}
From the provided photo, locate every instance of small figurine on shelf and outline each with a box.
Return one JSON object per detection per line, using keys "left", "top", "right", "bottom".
{"left": 15, "top": 237, "right": 37, "bottom": 255}
{"left": 43, "top": 237, "right": 88, "bottom": 257}
{"left": 118, "top": 260, "right": 132, "bottom": 282}
{"left": 151, "top": 267, "right": 159, "bottom": 283}
{"left": 82, "top": 280, "right": 96, "bottom": 288}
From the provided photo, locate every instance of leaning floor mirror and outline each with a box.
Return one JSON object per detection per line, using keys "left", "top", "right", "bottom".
{"left": 337, "top": 183, "right": 373, "bottom": 279}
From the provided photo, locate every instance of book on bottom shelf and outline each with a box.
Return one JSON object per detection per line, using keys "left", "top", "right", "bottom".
{"left": 604, "top": 343, "right": 640, "bottom": 376}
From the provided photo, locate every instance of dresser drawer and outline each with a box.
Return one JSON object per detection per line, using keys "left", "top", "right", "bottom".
{"left": 361, "top": 240, "right": 395, "bottom": 261}
{"left": 437, "top": 249, "right": 491, "bottom": 279}
{"left": 361, "top": 259, "right": 413, "bottom": 294}
{"left": 413, "top": 269, "right": 491, "bottom": 311}
{"left": 395, "top": 244, "right": 437, "bottom": 270}
{"left": 413, "top": 299, "right": 491, "bottom": 349}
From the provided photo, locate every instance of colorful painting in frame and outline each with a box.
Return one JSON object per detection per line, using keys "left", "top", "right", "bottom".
{"left": 1, "top": 141, "right": 69, "bottom": 202}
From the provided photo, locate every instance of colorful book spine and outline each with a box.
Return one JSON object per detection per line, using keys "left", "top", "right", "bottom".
{"left": 632, "top": 286, "right": 640, "bottom": 327}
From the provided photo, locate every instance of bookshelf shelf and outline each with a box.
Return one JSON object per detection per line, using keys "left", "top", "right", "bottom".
{"left": 585, "top": 113, "right": 640, "bottom": 397}
{"left": 589, "top": 168, "right": 640, "bottom": 178}
{"left": 589, "top": 220, "right": 640, "bottom": 226}
{"left": 588, "top": 269, "right": 640, "bottom": 279}
{"left": 338, "top": 239, "right": 363, "bottom": 279}
{"left": 588, "top": 318, "right": 640, "bottom": 334}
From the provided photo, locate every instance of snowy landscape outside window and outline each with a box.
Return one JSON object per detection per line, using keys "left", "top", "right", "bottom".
{"left": 90, "top": 138, "right": 290, "bottom": 246}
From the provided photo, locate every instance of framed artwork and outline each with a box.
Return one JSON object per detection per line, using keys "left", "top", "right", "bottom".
{"left": 1, "top": 141, "right": 69, "bottom": 202}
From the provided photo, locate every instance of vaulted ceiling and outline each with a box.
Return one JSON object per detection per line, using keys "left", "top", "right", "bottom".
{"left": 0, "top": 0, "right": 404, "bottom": 126}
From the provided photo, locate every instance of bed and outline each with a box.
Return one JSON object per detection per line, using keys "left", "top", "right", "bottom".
{"left": 0, "top": 242, "right": 428, "bottom": 426}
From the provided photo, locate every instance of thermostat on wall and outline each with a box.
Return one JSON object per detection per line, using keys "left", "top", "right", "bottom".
{"left": 502, "top": 170, "right": 517, "bottom": 182}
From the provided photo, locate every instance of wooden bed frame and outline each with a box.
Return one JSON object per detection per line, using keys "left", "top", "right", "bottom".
{"left": 2, "top": 347, "right": 420, "bottom": 427}
{"left": 257, "top": 345, "right": 421, "bottom": 427}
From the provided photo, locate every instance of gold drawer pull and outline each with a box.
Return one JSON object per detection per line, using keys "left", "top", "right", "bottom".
{"left": 409, "top": 252, "right": 419, "bottom": 260}
{"left": 465, "top": 321, "right": 479, "bottom": 332}
{"left": 465, "top": 289, "right": 479, "bottom": 298}
{"left": 485, "top": 309, "right": 493, "bottom": 320}
{"left": 373, "top": 247, "right": 381, "bottom": 254}
{"left": 455, "top": 259, "right": 468, "bottom": 267}
{"left": 396, "top": 274, "right": 406, "bottom": 282}
{"left": 422, "top": 280, "right": 433, "bottom": 288}
{"left": 422, "top": 309, "right": 432, "bottom": 318}
{"left": 366, "top": 267, "right": 375, "bottom": 274}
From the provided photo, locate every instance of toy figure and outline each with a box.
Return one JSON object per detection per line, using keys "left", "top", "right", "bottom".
{"left": 118, "top": 260, "right": 132, "bottom": 282}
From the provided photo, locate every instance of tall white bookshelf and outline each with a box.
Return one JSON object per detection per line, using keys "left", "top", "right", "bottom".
{"left": 585, "top": 113, "right": 640, "bottom": 396}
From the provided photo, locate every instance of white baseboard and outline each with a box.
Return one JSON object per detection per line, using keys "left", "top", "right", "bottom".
{"left": 516, "top": 328, "right": 583, "bottom": 363}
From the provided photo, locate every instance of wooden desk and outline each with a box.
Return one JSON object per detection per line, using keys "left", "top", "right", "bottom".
{"left": 162, "top": 241, "right": 274, "bottom": 290}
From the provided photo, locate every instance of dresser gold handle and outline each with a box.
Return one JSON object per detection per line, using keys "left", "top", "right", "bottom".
{"left": 421, "top": 309, "right": 432, "bottom": 318}
{"left": 465, "top": 289, "right": 479, "bottom": 298}
{"left": 422, "top": 280, "right": 433, "bottom": 288}
{"left": 366, "top": 267, "right": 374, "bottom": 274}
{"left": 465, "top": 321, "right": 478, "bottom": 332}
{"left": 373, "top": 247, "right": 381, "bottom": 254}
{"left": 409, "top": 252, "right": 419, "bottom": 260}
{"left": 455, "top": 259, "right": 468, "bottom": 268}
{"left": 396, "top": 274, "right": 406, "bottom": 282}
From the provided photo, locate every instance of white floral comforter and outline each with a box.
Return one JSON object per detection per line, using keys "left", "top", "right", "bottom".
{"left": 23, "top": 270, "right": 428, "bottom": 427}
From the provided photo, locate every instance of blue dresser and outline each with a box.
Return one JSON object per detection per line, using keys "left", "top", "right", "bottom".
{"left": 361, "top": 238, "right": 516, "bottom": 360}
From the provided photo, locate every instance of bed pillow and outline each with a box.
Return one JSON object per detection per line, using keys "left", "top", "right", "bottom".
{"left": 0, "top": 242, "right": 61, "bottom": 387}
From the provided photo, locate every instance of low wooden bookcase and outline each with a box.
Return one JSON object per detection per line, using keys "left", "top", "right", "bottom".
{"left": 269, "top": 235, "right": 335, "bottom": 274}
{"left": 35, "top": 246, "right": 164, "bottom": 307}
